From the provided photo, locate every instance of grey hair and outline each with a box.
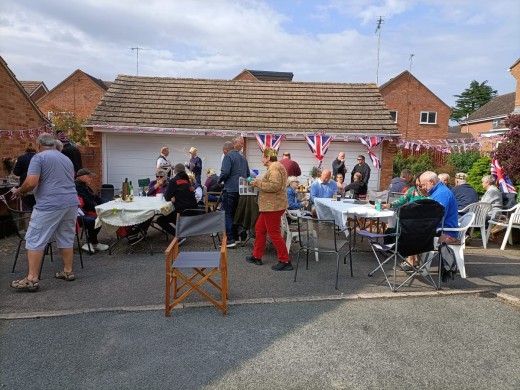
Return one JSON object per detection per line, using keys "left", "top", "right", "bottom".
{"left": 222, "top": 141, "right": 234, "bottom": 152}
{"left": 174, "top": 163, "right": 185, "bottom": 174}
{"left": 54, "top": 139, "right": 63, "bottom": 151}
{"left": 37, "top": 132, "right": 57, "bottom": 147}
{"left": 421, "top": 171, "right": 439, "bottom": 183}
{"left": 482, "top": 175, "right": 495, "bottom": 185}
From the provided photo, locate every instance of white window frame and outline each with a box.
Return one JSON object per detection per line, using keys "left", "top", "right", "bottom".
{"left": 420, "top": 111, "right": 437, "bottom": 124}
{"left": 389, "top": 110, "right": 398, "bottom": 123}
{"left": 492, "top": 118, "right": 500, "bottom": 129}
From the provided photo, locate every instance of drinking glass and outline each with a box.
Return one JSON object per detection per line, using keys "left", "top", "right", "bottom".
{"left": 138, "top": 186, "right": 143, "bottom": 197}
{"left": 144, "top": 187, "right": 149, "bottom": 197}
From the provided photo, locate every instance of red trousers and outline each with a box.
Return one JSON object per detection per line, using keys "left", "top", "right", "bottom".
{"left": 253, "top": 209, "right": 290, "bottom": 263}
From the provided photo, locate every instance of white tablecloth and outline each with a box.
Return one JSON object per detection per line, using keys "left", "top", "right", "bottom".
{"left": 314, "top": 198, "right": 395, "bottom": 230}
{"left": 95, "top": 197, "right": 173, "bottom": 229}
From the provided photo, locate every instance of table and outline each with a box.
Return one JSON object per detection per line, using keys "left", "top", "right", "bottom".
{"left": 95, "top": 197, "right": 173, "bottom": 254}
{"left": 314, "top": 198, "right": 395, "bottom": 231}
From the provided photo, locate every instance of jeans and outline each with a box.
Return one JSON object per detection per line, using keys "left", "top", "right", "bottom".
{"left": 222, "top": 191, "right": 239, "bottom": 243}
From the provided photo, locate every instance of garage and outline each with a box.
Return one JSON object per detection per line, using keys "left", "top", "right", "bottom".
{"left": 102, "top": 131, "right": 381, "bottom": 191}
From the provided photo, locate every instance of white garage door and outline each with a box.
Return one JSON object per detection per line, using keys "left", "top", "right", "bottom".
{"left": 102, "top": 133, "right": 381, "bottom": 191}
{"left": 246, "top": 138, "right": 381, "bottom": 191}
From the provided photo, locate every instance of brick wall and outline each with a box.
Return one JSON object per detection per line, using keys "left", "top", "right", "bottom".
{"left": 380, "top": 141, "right": 395, "bottom": 189}
{"left": 37, "top": 70, "right": 106, "bottom": 121}
{"left": 510, "top": 63, "right": 520, "bottom": 110}
{"left": 381, "top": 73, "right": 451, "bottom": 140}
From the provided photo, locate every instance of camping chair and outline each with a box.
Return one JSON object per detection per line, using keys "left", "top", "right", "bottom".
{"left": 433, "top": 212, "right": 475, "bottom": 279}
{"left": 459, "top": 202, "right": 492, "bottom": 248}
{"left": 487, "top": 204, "right": 520, "bottom": 250}
{"left": 358, "top": 199, "right": 445, "bottom": 291}
{"left": 293, "top": 216, "right": 353, "bottom": 290}
{"left": 100, "top": 184, "right": 115, "bottom": 203}
{"left": 165, "top": 210, "right": 227, "bottom": 317}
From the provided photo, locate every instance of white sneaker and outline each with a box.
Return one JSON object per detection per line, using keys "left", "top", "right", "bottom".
{"left": 81, "top": 243, "right": 95, "bottom": 252}
{"left": 92, "top": 243, "right": 109, "bottom": 251}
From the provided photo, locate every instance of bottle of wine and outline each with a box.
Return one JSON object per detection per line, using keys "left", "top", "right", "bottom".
{"left": 122, "top": 178, "right": 129, "bottom": 199}
{"left": 129, "top": 181, "right": 134, "bottom": 196}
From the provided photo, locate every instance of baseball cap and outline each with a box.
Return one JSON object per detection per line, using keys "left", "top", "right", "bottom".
{"left": 76, "top": 168, "right": 96, "bottom": 177}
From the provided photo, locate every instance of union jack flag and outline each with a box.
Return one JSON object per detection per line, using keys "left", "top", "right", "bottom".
{"left": 491, "top": 159, "right": 517, "bottom": 194}
{"left": 255, "top": 133, "right": 284, "bottom": 152}
{"left": 358, "top": 136, "right": 384, "bottom": 168}
{"left": 304, "top": 134, "right": 334, "bottom": 162}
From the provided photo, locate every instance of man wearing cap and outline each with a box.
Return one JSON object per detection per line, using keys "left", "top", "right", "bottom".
{"left": 55, "top": 129, "right": 82, "bottom": 175}
{"left": 187, "top": 147, "right": 202, "bottom": 184}
{"left": 75, "top": 168, "right": 110, "bottom": 252}
{"left": 279, "top": 152, "right": 301, "bottom": 177}
{"left": 451, "top": 172, "right": 478, "bottom": 210}
{"left": 10, "top": 133, "right": 79, "bottom": 291}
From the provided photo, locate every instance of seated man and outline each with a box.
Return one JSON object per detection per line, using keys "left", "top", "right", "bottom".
{"left": 148, "top": 169, "right": 169, "bottom": 197}
{"left": 74, "top": 169, "right": 109, "bottom": 252}
{"left": 344, "top": 172, "right": 367, "bottom": 199}
{"left": 156, "top": 163, "right": 198, "bottom": 236}
{"left": 420, "top": 171, "right": 459, "bottom": 243}
{"left": 389, "top": 168, "right": 413, "bottom": 194}
{"left": 451, "top": 172, "right": 478, "bottom": 210}
{"left": 309, "top": 169, "right": 338, "bottom": 217}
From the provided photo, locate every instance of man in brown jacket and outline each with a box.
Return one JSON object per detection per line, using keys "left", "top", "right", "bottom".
{"left": 246, "top": 148, "right": 291, "bottom": 271}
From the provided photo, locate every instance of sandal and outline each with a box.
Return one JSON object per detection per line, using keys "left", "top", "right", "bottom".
{"left": 55, "top": 271, "right": 76, "bottom": 281}
{"left": 11, "top": 277, "right": 40, "bottom": 292}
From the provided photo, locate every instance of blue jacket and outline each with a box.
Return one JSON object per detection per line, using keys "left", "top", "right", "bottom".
{"left": 429, "top": 182, "right": 459, "bottom": 237}
{"left": 287, "top": 186, "right": 302, "bottom": 210}
{"left": 218, "top": 150, "right": 250, "bottom": 193}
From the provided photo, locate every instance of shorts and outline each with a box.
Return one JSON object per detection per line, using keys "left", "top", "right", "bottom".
{"left": 25, "top": 206, "right": 77, "bottom": 251}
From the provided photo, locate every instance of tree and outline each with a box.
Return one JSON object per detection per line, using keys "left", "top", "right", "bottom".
{"left": 494, "top": 113, "right": 520, "bottom": 184}
{"left": 49, "top": 105, "right": 88, "bottom": 146}
{"left": 467, "top": 156, "right": 491, "bottom": 195}
{"left": 450, "top": 80, "right": 497, "bottom": 123}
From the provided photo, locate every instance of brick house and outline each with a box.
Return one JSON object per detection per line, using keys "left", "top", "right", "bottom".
{"left": 460, "top": 92, "right": 515, "bottom": 139}
{"left": 36, "top": 69, "right": 110, "bottom": 121}
{"left": 379, "top": 70, "right": 451, "bottom": 140}
{"left": 509, "top": 58, "right": 520, "bottom": 113}
{"left": 19, "top": 81, "right": 49, "bottom": 102}
{"left": 85, "top": 75, "right": 399, "bottom": 192}
{"left": 0, "top": 56, "right": 51, "bottom": 177}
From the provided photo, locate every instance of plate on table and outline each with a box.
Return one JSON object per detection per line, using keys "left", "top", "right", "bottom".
{"left": 343, "top": 198, "right": 356, "bottom": 203}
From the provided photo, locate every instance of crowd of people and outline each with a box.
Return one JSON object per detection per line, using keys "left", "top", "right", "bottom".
{"left": 8, "top": 131, "right": 514, "bottom": 291}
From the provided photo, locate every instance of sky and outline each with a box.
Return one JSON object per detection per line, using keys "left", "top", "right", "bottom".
{"left": 1, "top": 0, "right": 519, "bottom": 108}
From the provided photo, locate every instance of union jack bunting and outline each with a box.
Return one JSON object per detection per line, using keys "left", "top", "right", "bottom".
{"left": 358, "top": 136, "right": 384, "bottom": 168}
{"left": 304, "top": 134, "right": 334, "bottom": 163}
{"left": 491, "top": 159, "right": 517, "bottom": 194}
{"left": 255, "top": 133, "right": 284, "bottom": 152}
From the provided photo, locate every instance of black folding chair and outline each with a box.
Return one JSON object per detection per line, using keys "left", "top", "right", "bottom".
{"left": 358, "top": 199, "right": 445, "bottom": 291}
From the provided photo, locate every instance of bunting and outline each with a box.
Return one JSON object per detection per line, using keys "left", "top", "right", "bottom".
{"left": 491, "top": 159, "right": 517, "bottom": 194}
{"left": 0, "top": 125, "right": 52, "bottom": 139}
{"left": 358, "top": 136, "right": 384, "bottom": 168}
{"left": 304, "top": 134, "right": 334, "bottom": 166}
{"left": 254, "top": 133, "right": 284, "bottom": 152}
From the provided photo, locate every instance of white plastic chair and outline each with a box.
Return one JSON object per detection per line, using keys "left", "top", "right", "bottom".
{"left": 487, "top": 204, "right": 520, "bottom": 250}
{"left": 438, "top": 212, "right": 475, "bottom": 279}
{"left": 459, "top": 202, "right": 492, "bottom": 248}
{"left": 281, "top": 212, "right": 299, "bottom": 253}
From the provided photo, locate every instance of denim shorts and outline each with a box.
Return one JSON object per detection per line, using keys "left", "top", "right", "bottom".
{"left": 25, "top": 206, "right": 77, "bottom": 250}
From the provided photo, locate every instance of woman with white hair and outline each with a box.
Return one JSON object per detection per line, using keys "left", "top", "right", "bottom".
{"left": 481, "top": 175, "right": 503, "bottom": 211}
{"left": 286, "top": 176, "right": 308, "bottom": 210}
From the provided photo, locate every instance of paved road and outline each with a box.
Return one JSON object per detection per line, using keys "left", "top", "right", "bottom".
{"left": 1, "top": 231, "right": 519, "bottom": 389}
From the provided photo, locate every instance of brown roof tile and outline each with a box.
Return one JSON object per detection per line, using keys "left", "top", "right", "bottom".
{"left": 465, "top": 92, "right": 515, "bottom": 122}
{"left": 87, "top": 75, "right": 398, "bottom": 135}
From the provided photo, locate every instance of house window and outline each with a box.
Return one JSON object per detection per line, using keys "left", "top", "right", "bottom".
{"left": 492, "top": 118, "right": 500, "bottom": 129}
{"left": 389, "top": 110, "right": 397, "bottom": 123}
{"left": 420, "top": 111, "right": 437, "bottom": 124}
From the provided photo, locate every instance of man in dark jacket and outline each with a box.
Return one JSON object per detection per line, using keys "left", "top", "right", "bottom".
{"left": 56, "top": 130, "right": 82, "bottom": 175}
{"left": 389, "top": 169, "right": 413, "bottom": 194}
{"left": 13, "top": 144, "right": 37, "bottom": 211}
{"left": 332, "top": 152, "right": 347, "bottom": 176}
{"left": 351, "top": 155, "right": 371, "bottom": 185}
{"left": 156, "top": 163, "right": 198, "bottom": 236}
{"left": 451, "top": 172, "right": 478, "bottom": 210}
{"left": 75, "top": 169, "right": 109, "bottom": 252}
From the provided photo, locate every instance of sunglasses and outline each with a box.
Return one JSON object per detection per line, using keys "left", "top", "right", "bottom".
{"left": 156, "top": 176, "right": 164, "bottom": 178}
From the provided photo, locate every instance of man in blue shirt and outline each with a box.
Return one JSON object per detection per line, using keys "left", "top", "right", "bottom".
{"left": 218, "top": 140, "right": 250, "bottom": 247}
{"left": 310, "top": 169, "right": 338, "bottom": 217}
{"left": 420, "top": 171, "right": 459, "bottom": 242}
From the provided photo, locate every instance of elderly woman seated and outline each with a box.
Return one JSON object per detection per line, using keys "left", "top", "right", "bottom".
{"left": 204, "top": 168, "right": 222, "bottom": 202}
{"left": 286, "top": 176, "right": 309, "bottom": 211}
{"left": 481, "top": 175, "right": 503, "bottom": 212}
{"left": 148, "top": 169, "right": 169, "bottom": 197}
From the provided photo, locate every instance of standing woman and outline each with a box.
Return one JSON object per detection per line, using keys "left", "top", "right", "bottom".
{"left": 246, "top": 148, "right": 292, "bottom": 271}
